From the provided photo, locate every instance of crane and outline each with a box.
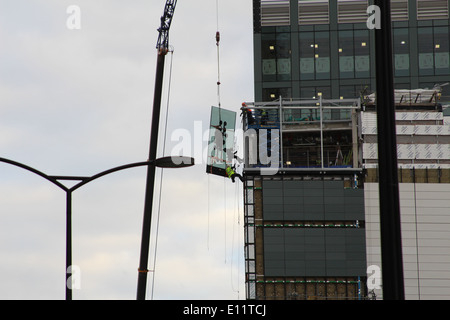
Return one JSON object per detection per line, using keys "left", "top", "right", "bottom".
{"left": 156, "top": 0, "right": 177, "bottom": 52}
{"left": 137, "top": 0, "right": 178, "bottom": 300}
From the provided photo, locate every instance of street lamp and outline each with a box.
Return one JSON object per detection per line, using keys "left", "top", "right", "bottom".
{"left": 0, "top": 155, "right": 193, "bottom": 300}
{"left": 153, "top": 156, "right": 195, "bottom": 169}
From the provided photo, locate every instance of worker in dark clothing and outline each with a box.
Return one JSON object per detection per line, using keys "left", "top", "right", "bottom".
{"left": 226, "top": 165, "right": 243, "bottom": 183}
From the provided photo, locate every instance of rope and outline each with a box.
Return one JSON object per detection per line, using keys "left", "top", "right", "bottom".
{"left": 230, "top": 179, "right": 242, "bottom": 298}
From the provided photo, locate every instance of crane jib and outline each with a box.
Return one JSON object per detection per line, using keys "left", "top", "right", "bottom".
{"left": 156, "top": 0, "right": 178, "bottom": 50}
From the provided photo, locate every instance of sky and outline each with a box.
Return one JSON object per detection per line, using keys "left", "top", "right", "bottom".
{"left": 0, "top": 0, "right": 254, "bottom": 300}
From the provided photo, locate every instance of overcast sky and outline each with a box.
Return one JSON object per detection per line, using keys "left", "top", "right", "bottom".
{"left": 0, "top": 0, "right": 254, "bottom": 300}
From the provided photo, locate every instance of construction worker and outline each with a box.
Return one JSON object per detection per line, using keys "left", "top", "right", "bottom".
{"left": 261, "top": 108, "right": 268, "bottom": 125}
{"left": 226, "top": 165, "right": 243, "bottom": 183}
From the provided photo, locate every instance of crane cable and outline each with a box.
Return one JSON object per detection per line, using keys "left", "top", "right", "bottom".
{"left": 216, "top": 0, "right": 222, "bottom": 119}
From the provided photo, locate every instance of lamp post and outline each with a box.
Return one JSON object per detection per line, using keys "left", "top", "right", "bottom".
{"left": 0, "top": 155, "right": 193, "bottom": 300}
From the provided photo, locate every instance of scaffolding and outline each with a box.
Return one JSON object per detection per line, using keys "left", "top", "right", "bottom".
{"left": 241, "top": 97, "right": 361, "bottom": 171}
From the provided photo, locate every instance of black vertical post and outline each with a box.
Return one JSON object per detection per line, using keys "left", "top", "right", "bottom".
{"left": 374, "top": 0, "right": 405, "bottom": 300}
{"left": 66, "top": 191, "right": 73, "bottom": 301}
{"left": 136, "top": 50, "right": 167, "bottom": 300}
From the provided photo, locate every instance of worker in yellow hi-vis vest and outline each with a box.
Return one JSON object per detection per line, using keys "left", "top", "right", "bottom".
{"left": 226, "top": 165, "right": 243, "bottom": 183}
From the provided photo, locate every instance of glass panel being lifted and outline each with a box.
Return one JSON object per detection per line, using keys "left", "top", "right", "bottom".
{"left": 206, "top": 106, "right": 236, "bottom": 177}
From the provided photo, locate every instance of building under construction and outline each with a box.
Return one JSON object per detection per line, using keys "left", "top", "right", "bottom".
{"left": 240, "top": 88, "right": 450, "bottom": 300}
{"left": 362, "top": 89, "right": 450, "bottom": 300}
{"left": 244, "top": 0, "right": 450, "bottom": 300}
{"left": 241, "top": 97, "right": 367, "bottom": 300}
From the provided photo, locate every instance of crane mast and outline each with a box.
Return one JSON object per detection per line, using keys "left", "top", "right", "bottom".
{"left": 137, "top": 0, "right": 178, "bottom": 300}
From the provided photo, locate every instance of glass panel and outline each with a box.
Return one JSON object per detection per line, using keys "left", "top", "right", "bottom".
{"left": 263, "top": 88, "right": 292, "bottom": 101}
{"left": 262, "top": 33, "right": 277, "bottom": 81}
{"left": 393, "top": 28, "right": 409, "bottom": 76}
{"left": 315, "top": 31, "right": 330, "bottom": 79}
{"left": 418, "top": 27, "right": 434, "bottom": 76}
{"left": 339, "top": 30, "right": 354, "bottom": 79}
{"left": 277, "top": 33, "right": 291, "bottom": 80}
{"left": 354, "top": 30, "right": 370, "bottom": 78}
{"left": 299, "top": 32, "right": 315, "bottom": 80}
{"left": 340, "top": 85, "right": 357, "bottom": 100}
{"left": 300, "top": 31, "right": 330, "bottom": 80}
{"left": 262, "top": 32, "right": 291, "bottom": 81}
{"left": 206, "top": 106, "right": 236, "bottom": 177}
{"left": 434, "top": 26, "right": 450, "bottom": 75}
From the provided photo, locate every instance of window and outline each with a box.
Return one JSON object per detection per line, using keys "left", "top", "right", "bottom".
{"left": 393, "top": 28, "right": 410, "bottom": 77}
{"left": 418, "top": 26, "right": 450, "bottom": 76}
{"left": 299, "top": 31, "right": 330, "bottom": 80}
{"left": 299, "top": 32, "right": 315, "bottom": 80}
{"left": 262, "top": 32, "right": 291, "bottom": 81}
{"left": 354, "top": 30, "right": 370, "bottom": 78}
{"left": 340, "top": 84, "right": 370, "bottom": 103}
{"left": 418, "top": 27, "right": 434, "bottom": 76}
{"left": 299, "top": 0, "right": 329, "bottom": 25}
{"left": 434, "top": 27, "right": 450, "bottom": 75}
{"left": 263, "top": 87, "right": 292, "bottom": 101}
{"left": 338, "top": 31, "right": 355, "bottom": 79}
{"left": 338, "top": 30, "right": 370, "bottom": 79}
{"left": 299, "top": 86, "right": 331, "bottom": 119}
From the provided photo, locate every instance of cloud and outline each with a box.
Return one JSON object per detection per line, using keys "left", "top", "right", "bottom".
{"left": 0, "top": 0, "right": 252, "bottom": 300}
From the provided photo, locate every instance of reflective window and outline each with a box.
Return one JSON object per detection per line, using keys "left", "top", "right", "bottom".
{"left": 263, "top": 87, "right": 292, "bottom": 101}
{"left": 393, "top": 28, "right": 409, "bottom": 77}
{"left": 338, "top": 31, "right": 355, "bottom": 79}
{"left": 418, "top": 26, "right": 450, "bottom": 76}
{"left": 262, "top": 32, "right": 291, "bottom": 81}
{"left": 299, "top": 31, "right": 330, "bottom": 80}
{"left": 418, "top": 27, "right": 434, "bottom": 76}
{"left": 299, "top": 32, "right": 315, "bottom": 80}
{"left": 339, "top": 30, "right": 370, "bottom": 79}
{"left": 354, "top": 30, "right": 370, "bottom": 78}
{"left": 434, "top": 26, "right": 450, "bottom": 75}
{"left": 299, "top": 86, "right": 331, "bottom": 119}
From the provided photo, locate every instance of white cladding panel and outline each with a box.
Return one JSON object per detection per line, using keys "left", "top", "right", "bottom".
{"left": 365, "top": 183, "right": 450, "bottom": 300}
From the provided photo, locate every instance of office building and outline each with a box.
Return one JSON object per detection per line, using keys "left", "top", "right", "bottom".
{"left": 242, "top": 0, "right": 450, "bottom": 300}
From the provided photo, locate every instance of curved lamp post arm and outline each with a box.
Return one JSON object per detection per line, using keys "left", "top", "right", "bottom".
{"left": 0, "top": 157, "right": 68, "bottom": 191}
{"left": 0, "top": 155, "right": 193, "bottom": 300}
{"left": 69, "top": 161, "right": 151, "bottom": 192}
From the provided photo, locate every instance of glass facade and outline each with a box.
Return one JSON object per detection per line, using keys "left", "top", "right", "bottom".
{"left": 336, "top": 28, "right": 370, "bottom": 80}
{"left": 262, "top": 28, "right": 291, "bottom": 82}
{"left": 393, "top": 28, "right": 410, "bottom": 77}
{"left": 300, "top": 31, "right": 330, "bottom": 80}
{"left": 255, "top": 0, "right": 450, "bottom": 104}
{"left": 418, "top": 26, "right": 450, "bottom": 76}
